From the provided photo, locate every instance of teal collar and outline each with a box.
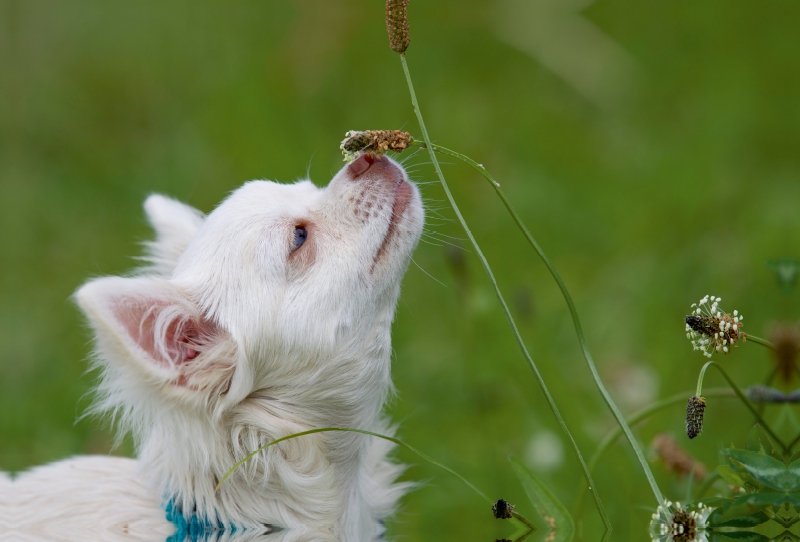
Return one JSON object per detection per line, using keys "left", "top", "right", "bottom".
{"left": 164, "top": 500, "right": 233, "bottom": 542}
{"left": 163, "top": 500, "right": 279, "bottom": 541}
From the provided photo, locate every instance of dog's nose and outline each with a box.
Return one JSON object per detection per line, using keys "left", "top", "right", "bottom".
{"left": 347, "top": 153, "right": 388, "bottom": 179}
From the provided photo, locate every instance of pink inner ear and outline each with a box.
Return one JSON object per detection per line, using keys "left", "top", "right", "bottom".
{"left": 111, "top": 297, "right": 214, "bottom": 368}
{"left": 177, "top": 321, "right": 203, "bottom": 363}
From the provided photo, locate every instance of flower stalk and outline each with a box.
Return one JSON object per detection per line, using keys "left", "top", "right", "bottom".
{"left": 573, "top": 388, "right": 733, "bottom": 519}
{"left": 694, "top": 361, "right": 788, "bottom": 453}
{"left": 397, "top": 54, "right": 612, "bottom": 527}
{"left": 401, "top": 136, "right": 666, "bottom": 508}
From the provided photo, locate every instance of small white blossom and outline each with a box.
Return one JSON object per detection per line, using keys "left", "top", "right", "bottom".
{"left": 684, "top": 295, "right": 746, "bottom": 358}
{"left": 650, "top": 501, "right": 711, "bottom": 542}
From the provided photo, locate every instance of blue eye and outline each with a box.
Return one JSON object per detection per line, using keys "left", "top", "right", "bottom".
{"left": 293, "top": 226, "right": 307, "bottom": 250}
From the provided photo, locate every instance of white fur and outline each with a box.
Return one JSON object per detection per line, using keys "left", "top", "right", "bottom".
{"left": 2, "top": 156, "right": 424, "bottom": 542}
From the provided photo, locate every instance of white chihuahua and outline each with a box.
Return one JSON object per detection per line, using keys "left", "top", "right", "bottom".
{"left": 5, "top": 154, "right": 424, "bottom": 542}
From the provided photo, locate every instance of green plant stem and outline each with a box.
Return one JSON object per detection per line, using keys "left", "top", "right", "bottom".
{"left": 512, "top": 512, "right": 537, "bottom": 531}
{"left": 747, "top": 334, "right": 778, "bottom": 352}
{"left": 216, "top": 427, "right": 489, "bottom": 501}
{"left": 593, "top": 389, "right": 732, "bottom": 468}
{"left": 696, "top": 361, "right": 788, "bottom": 453}
{"left": 404, "top": 136, "right": 664, "bottom": 508}
{"left": 398, "top": 53, "right": 610, "bottom": 531}
{"left": 572, "top": 388, "right": 734, "bottom": 519}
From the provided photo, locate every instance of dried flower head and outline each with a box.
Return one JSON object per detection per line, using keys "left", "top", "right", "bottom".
{"left": 685, "top": 295, "right": 745, "bottom": 358}
{"left": 651, "top": 433, "right": 707, "bottom": 480}
{"left": 650, "top": 501, "right": 711, "bottom": 542}
{"left": 340, "top": 130, "right": 412, "bottom": 161}
{"left": 769, "top": 323, "right": 799, "bottom": 383}
{"left": 386, "top": 0, "right": 410, "bottom": 53}
{"left": 491, "top": 499, "right": 515, "bottom": 520}
{"left": 686, "top": 396, "right": 706, "bottom": 439}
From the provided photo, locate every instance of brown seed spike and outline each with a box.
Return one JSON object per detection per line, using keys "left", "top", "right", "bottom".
{"left": 686, "top": 396, "right": 706, "bottom": 439}
{"left": 386, "top": 0, "right": 410, "bottom": 53}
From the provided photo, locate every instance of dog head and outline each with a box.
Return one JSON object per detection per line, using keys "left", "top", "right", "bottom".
{"left": 76, "top": 153, "right": 423, "bottom": 431}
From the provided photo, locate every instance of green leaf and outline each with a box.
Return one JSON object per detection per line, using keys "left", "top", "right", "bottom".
{"left": 709, "top": 510, "right": 770, "bottom": 528}
{"left": 786, "top": 455, "right": 800, "bottom": 484}
{"left": 707, "top": 492, "right": 799, "bottom": 528}
{"left": 710, "top": 531, "right": 770, "bottom": 542}
{"left": 716, "top": 465, "right": 746, "bottom": 488}
{"left": 746, "top": 424, "right": 783, "bottom": 462}
{"left": 508, "top": 456, "right": 575, "bottom": 542}
{"left": 726, "top": 457, "right": 766, "bottom": 492}
{"left": 722, "top": 449, "right": 800, "bottom": 492}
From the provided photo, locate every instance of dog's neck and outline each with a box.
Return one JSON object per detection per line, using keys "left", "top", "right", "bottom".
{"left": 137, "top": 336, "right": 394, "bottom": 536}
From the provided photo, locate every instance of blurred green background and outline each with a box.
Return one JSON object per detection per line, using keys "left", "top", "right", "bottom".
{"left": 2, "top": 0, "right": 800, "bottom": 539}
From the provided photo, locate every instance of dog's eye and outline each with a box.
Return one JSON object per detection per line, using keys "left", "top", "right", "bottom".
{"left": 292, "top": 226, "right": 307, "bottom": 251}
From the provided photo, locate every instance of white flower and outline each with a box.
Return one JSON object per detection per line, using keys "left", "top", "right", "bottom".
{"left": 650, "top": 500, "right": 712, "bottom": 542}
{"left": 685, "top": 295, "right": 746, "bottom": 358}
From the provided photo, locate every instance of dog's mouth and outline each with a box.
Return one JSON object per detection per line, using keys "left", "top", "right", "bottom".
{"left": 372, "top": 179, "right": 413, "bottom": 268}
{"left": 344, "top": 153, "right": 418, "bottom": 271}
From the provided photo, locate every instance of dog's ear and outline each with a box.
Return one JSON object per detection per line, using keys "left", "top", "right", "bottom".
{"left": 143, "top": 194, "right": 205, "bottom": 276}
{"left": 76, "top": 276, "right": 235, "bottom": 396}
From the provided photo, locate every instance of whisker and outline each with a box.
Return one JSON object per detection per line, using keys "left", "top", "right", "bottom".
{"left": 396, "top": 148, "right": 424, "bottom": 166}
{"left": 403, "top": 160, "right": 455, "bottom": 171}
{"left": 422, "top": 205, "right": 453, "bottom": 214}
{"left": 304, "top": 153, "right": 317, "bottom": 180}
{"left": 418, "top": 238, "right": 444, "bottom": 247}
{"left": 420, "top": 198, "right": 450, "bottom": 208}
{"left": 422, "top": 222, "right": 451, "bottom": 231}
{"left": 411, "top": 258, "right": 448, "bottom": 287}
{"left": 422, "top": 231, "right": 466, "bottom": 242}
{"left": 424, "top": 209, "right": 457, "bottom": 222}
{"left": 421, "top": 234, "right": 468, "bottom": 251}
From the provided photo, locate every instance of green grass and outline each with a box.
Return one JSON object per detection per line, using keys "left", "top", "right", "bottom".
{"left": 2, "top": 1, "right": 800, "bottom": 540}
